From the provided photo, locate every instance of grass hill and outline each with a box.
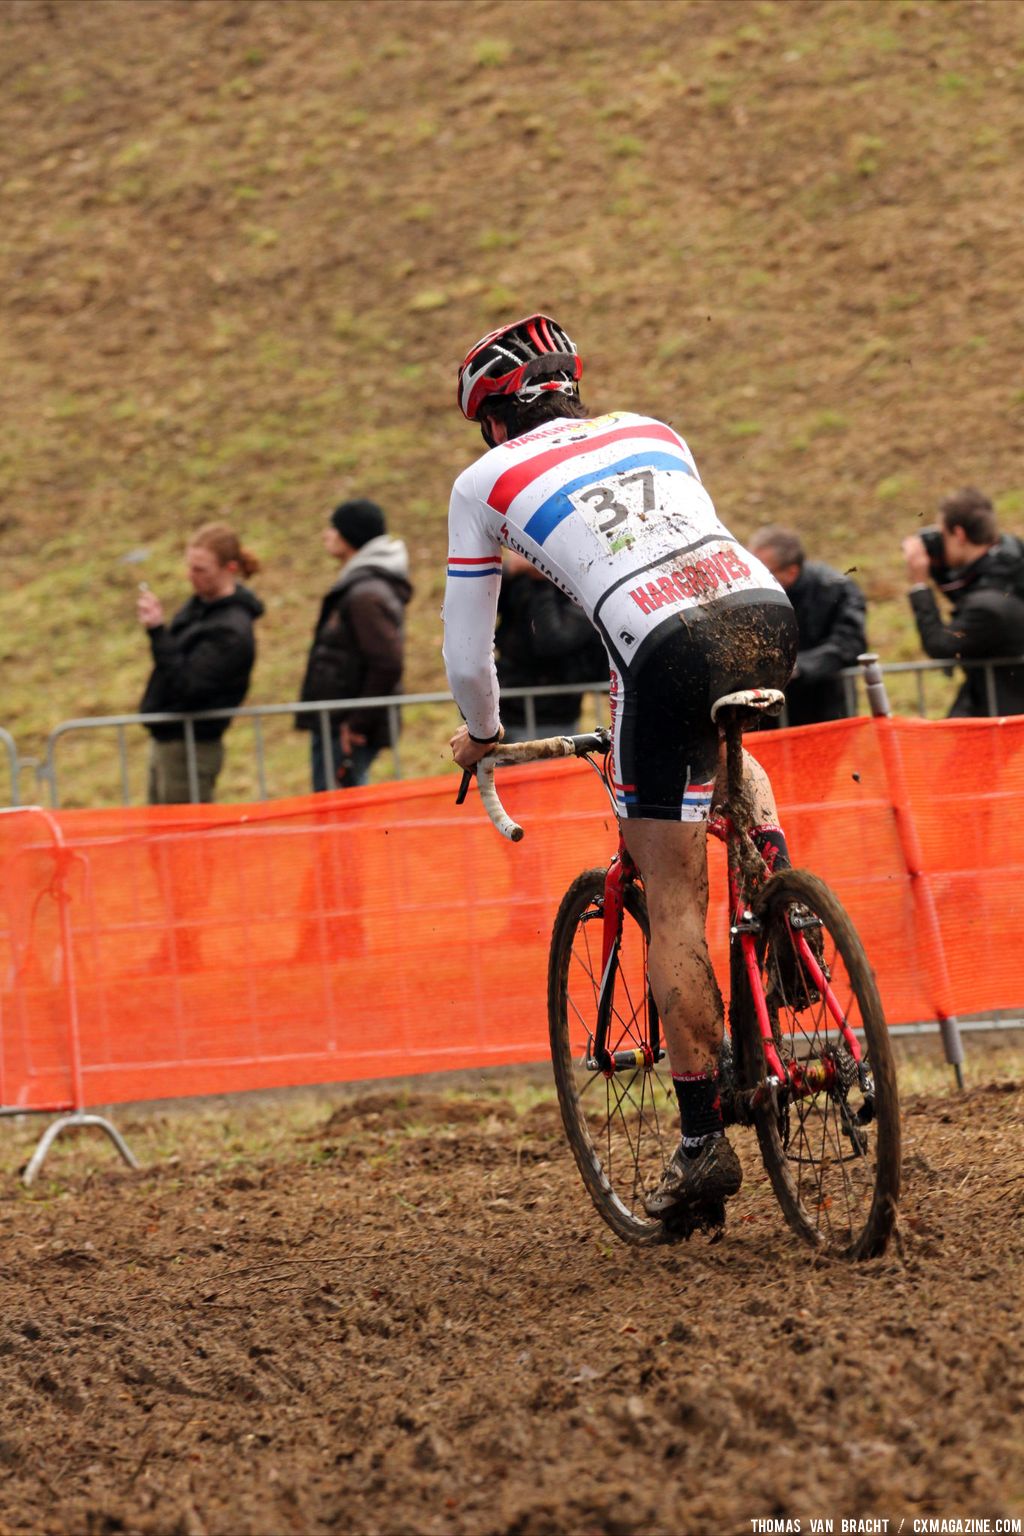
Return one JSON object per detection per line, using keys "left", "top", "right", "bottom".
{"left": 2, "top": 0, "right": 1023, "bottom": 804}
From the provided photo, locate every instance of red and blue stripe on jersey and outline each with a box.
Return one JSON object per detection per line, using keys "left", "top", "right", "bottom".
{"left": 613, "top": 779, "right": 638, "bottom": 809}
{"left": 683, "top": 781, "right": 715, "bottom": 809}
{"left": 447, "top": 554, "right": 502, "bottom": 579}
{"left": 485, "top": 421, "right": 696, "bottom": 546}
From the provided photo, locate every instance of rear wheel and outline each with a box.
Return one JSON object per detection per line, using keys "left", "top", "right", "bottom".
{"left": 729, "top": 868, "right": 901, "bottom": 1258}
{"left": 548, "top": 868, "right": 677, "bottom": 1244}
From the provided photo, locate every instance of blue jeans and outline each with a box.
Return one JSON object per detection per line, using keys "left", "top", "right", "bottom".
{"left": 310, "top": 733, "right": 378, "bottom": 792}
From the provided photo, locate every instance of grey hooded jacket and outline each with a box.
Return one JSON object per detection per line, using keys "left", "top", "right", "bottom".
{"left": 298, "top": 535, "right": 413, "bottom": 748}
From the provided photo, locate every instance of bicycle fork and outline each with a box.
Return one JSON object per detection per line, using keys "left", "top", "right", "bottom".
{"left": 584, "top": 848, "right": 666, "bottom": 1077}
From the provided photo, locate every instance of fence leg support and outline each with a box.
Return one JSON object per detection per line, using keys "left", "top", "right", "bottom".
{"left": 938, "top": 1016, "right": 965, "bottom": 1092}
{"left": 859, "top": 652, "right": 966, "bottom": 1091}
{"left": 22, "top": 1112, "right": 139, "bottom": 1188}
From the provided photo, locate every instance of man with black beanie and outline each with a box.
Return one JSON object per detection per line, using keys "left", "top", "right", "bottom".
{"left": 297, "top": 498, "right": 413, "bottom": 789}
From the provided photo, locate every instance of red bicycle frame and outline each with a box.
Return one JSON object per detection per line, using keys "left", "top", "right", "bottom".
{"left": 708, "top": 810, "right": 864, "bottom": 1097}
{"left": 580, "top": 809, "right": 865, "bottom": 1109}
{"left": 587, "top": 838, "right": 664, "bottom": 1076}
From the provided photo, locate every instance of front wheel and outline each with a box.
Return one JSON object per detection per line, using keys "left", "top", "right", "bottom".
{"left": 730, "top": 868, "right": 901, "bottom": 1259}
{"left": 548, "top": 868, "right": 678, "bottom": 1244}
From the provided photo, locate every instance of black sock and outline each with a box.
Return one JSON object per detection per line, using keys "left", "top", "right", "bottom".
{"left": 672, "top": 1071, "right": 724, "bottom": 1154}
{"left": 753, "top": 824, "right": 790, "bottom": 873}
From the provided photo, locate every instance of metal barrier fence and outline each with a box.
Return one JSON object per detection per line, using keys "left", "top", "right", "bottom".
{"left": 0, "top": 729, "right": 19, "bottom": 807}
{"left": 31, "top": 682, "right": 611, "bottom": 808}
{"left": 12, "top": 674, "right": 1024, "bottom": 1187}
{"left": 2, "top": 654, "right": 1022, "bottom": 808}
{"left": 834, "top": 655, "right": 1021, "bottom": 724}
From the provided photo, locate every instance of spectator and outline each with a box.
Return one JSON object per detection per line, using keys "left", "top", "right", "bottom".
{"left": 297, "top": 497, "right": 412, "bottom": 789}
{"left": 137, "top": 521, "right": 263, "bottom": 804}
{"left": 748, "top": 526, "right": 866, "bottom": 725}
{"left": 496, "top": 553, "right": 609, "bottom": 741}
{"left": 902, "top": 487, "right": 1024, "bottom": 716}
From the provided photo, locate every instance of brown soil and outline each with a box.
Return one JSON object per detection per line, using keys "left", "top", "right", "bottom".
{"left": 1, "top": 1077, "right": 1021, "bottom": 1536}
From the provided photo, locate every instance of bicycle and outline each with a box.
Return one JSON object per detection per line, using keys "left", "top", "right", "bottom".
{"left": 463, "top": 688, "right": 901, "bottom": 1260}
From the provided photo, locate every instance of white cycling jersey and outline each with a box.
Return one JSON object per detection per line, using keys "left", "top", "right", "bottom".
{"left": 443, "top": 411, "right": 783, "bottom": 739}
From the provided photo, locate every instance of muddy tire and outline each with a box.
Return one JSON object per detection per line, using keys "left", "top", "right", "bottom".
{"left": 729, "top": 868, "right": 901, "bottom": 1259}
{"left": 548, "top": 869, "right": 677, "bottom": 1245}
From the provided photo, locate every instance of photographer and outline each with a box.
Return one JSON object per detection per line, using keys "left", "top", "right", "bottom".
{"left": 902, "top": 487, "right": 1024, "bottom": 717}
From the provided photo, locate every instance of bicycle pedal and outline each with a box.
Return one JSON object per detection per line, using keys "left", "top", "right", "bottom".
{"left": 660, "top": 1198, "right": 727, "bottom": 1244}
{"left": 841, "top": 1118, "right": 870, "bottom": 1157}
{"left": 698, "top": 1199, "right": 727, "bottom": 1239}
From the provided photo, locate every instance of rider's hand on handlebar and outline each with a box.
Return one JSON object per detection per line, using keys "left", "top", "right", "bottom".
{"left": 449, "top": 723, "right": 505, "bottom": 770}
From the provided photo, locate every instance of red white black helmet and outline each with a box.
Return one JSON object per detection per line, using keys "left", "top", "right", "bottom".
{"left": 457, "top": 313, "right": 582, "bottom": 422}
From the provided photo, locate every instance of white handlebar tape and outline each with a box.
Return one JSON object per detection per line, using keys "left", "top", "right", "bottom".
{"left": 476, "top": 759, "right": 524, "bottom": 841}
{"left": 476, "top": 736, "right": 576, "bottom": 841}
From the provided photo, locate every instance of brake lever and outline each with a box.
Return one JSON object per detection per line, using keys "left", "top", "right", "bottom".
{"left": 455, "top": 767, "right": 475, "bottom": 806}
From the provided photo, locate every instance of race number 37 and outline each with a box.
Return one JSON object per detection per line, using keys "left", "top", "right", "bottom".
{"left": 570, "top": 469, "right": 655, "bottom": 550}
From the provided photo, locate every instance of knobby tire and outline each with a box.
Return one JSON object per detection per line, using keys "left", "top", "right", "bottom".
{"left": 729, "top": 867, "right": 901, "bottom": 1259}
{"left": 548, "top": 868, "right": 677, "bottom": 1245}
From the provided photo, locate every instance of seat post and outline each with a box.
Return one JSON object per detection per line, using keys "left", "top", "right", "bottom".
{"left": 724, "top": 715, "right": 745, "bottom": 809}
{"left": 710, "top": 689, "right": 785, "bottom": 823}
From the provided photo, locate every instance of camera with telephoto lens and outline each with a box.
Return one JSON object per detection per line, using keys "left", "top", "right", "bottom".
{"left": 918, "top": 525, "right": 959, "bottom": 592}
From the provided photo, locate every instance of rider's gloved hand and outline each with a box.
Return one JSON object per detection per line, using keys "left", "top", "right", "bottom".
{"left": 449, "top": 723, "right": 504, "bottom": 770}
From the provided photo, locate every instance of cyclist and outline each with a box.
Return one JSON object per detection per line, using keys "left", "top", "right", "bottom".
{"left": 443, "top": 314, "right": 798, "bottom": 1224}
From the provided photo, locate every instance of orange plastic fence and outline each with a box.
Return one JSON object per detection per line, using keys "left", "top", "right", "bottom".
{"left": 1, "top": 714, "right": 1021, "bottom": 1114}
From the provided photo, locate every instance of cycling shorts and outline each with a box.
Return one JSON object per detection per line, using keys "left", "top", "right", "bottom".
{"left": 610, "top": 594, "right": 798, "bottom": 821}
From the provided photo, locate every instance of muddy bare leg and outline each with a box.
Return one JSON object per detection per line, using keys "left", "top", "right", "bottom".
{"left": 623, "top": 815, "right": 746, "bottom": 1220}
{"left": 713, "top": 743, "right": 780, "bottom": 826}
{"left": 619, "top": 819, "right": 720, "bottom": 1074}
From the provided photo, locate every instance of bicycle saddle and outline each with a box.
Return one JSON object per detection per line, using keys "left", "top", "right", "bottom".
{"left": 710, "top": 688, "right": 786, "bottom": 725}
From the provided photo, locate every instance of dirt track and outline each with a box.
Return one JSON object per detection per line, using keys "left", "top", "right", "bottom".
{"left": 0, "top": 1070, "right": 1021, "bottom": 1536}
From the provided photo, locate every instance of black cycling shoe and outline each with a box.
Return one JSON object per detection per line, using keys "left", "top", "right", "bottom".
{"left": 717, "top": 1036, "right": 739, "bottom": 1126}
{"left": 661, "top": 1196, "right": 728, "bottom": 1243}
{"left": 643, "top": 1135, "right": 743, "bottom": 1220}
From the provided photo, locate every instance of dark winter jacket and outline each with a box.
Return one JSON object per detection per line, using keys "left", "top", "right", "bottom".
{"left": 140, "top": 585, "right": 264, "bottom": 741}
{"left": 782, "top": 561, "right": 867, "bottom": 726}
{"left": 297, "top": 535, "right": 413, "bottom": 751}
{"left": 496, "top": 573, "right": 609, "bottom": 727}
{"left": 909, "top": 534, "right": 1024, "bottom": 717}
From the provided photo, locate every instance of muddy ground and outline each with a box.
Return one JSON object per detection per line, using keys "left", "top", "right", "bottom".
{"left": 0, "top": 1055, "right": 1021, "bottom": 1536}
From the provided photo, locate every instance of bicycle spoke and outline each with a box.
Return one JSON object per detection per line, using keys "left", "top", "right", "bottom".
{"left": 551, "top": 870, "right": 676, "bottom": 1241}
{"left": 732, "top": 871, "right": 900, "bottom": 1258}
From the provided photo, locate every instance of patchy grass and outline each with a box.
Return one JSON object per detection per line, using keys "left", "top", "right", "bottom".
{"left": 4, "top": 1032, "right": 1017, "bottom": 1190}
{"left": 2, "top": 0, "right": 1024, "bottom": 805}
{"left": 0, "top": 1067, "right": 560, "bottom": 1185}
{"left": 892, "top": 1031, "right": 1024, "bottom": 1097}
